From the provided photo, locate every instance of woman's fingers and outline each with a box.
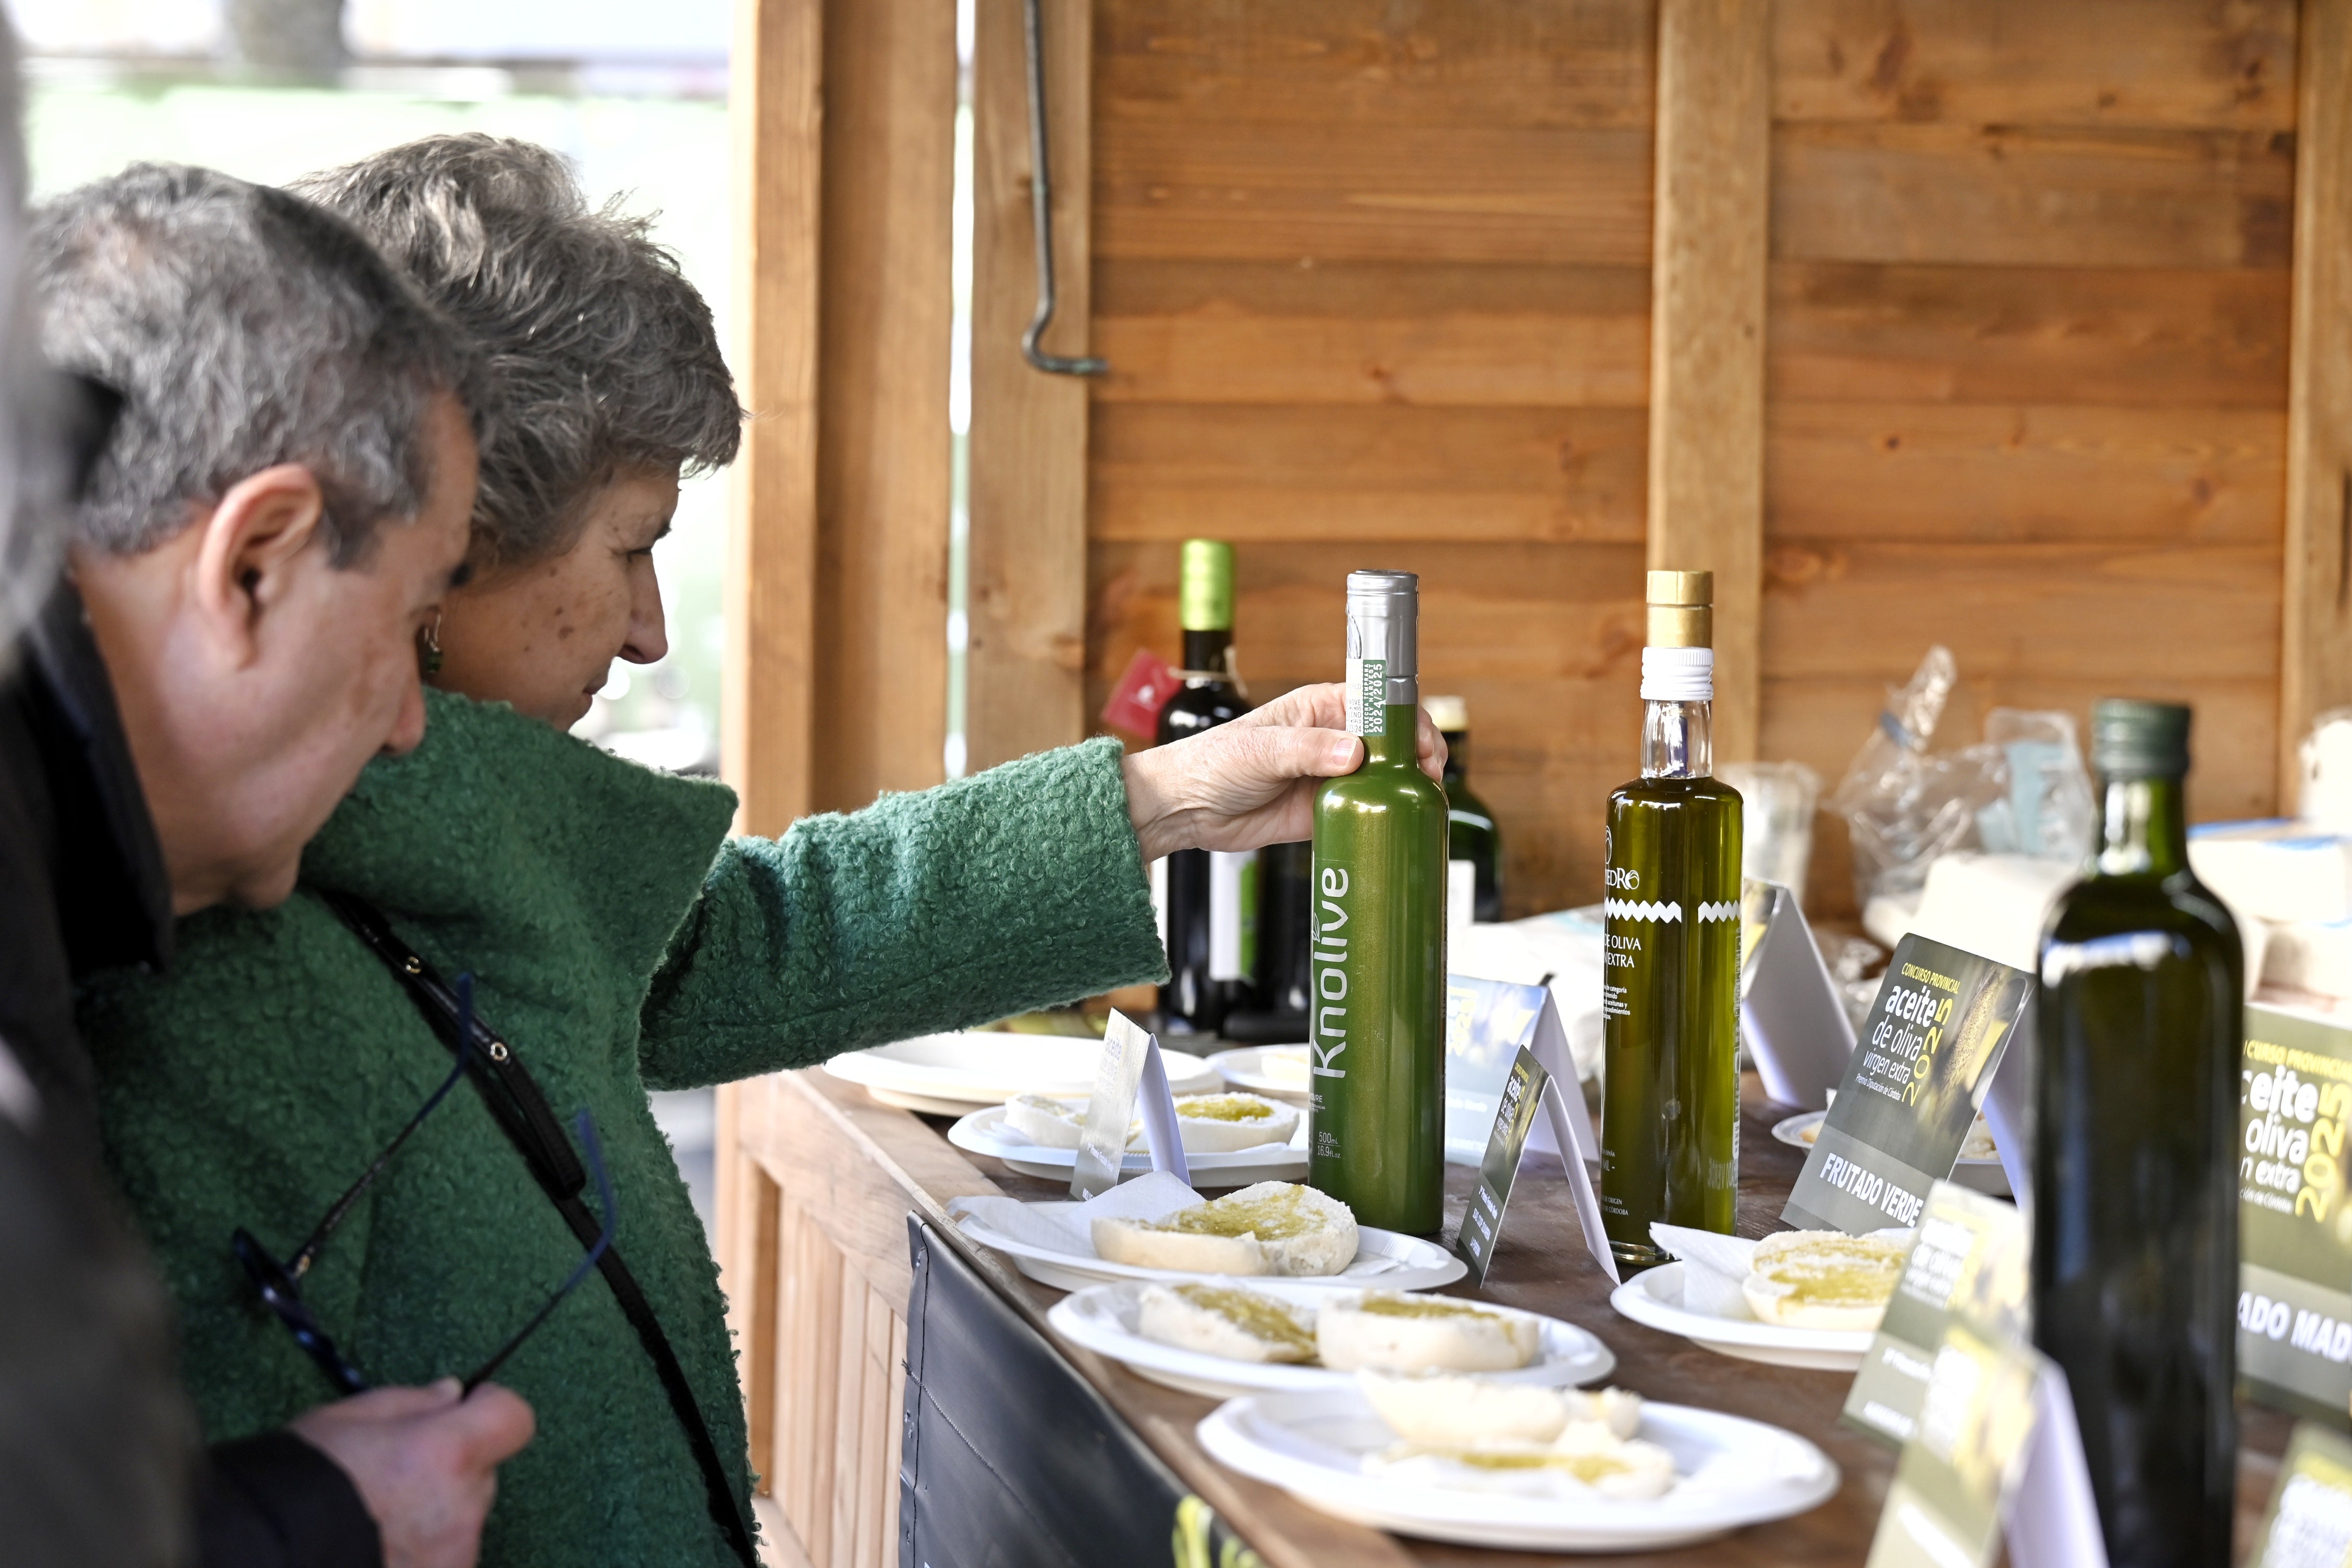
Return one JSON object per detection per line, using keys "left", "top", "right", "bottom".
{"left": 1122, "top": 682, "right": 1447, "bottom": 860}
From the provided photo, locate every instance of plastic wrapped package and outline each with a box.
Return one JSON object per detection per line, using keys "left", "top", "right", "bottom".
{"left": 1718, "top": 760, "right": 1822, "bottom": 908}
{"left": 1975, "top": 708, "right": 2095, "bottom": 864}
{"left": 1828, "top": 647, "right": 2012, "bottom": 912}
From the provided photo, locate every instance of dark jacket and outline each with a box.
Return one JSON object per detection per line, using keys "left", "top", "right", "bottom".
{"left": 0, "top": 584, "right": 381, "bottom": 1568}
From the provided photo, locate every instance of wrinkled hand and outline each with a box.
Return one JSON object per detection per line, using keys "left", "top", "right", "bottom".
{"left": 1122, "top": 682, "right": 1446, "bottom": 862}
{"left": 289, "top": 1379, "right": 535, "bottom": 1568}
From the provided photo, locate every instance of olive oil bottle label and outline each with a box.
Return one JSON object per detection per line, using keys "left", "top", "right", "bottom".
{"left": 1308, "top": 862, "right": 1354, "bottom": 1097}
{"left": 1344, "top": 657, "right": 1386, "bottom": 736}
{"left": 1784, "top": 935, "right": 2032, "bottom": 1235}
{"left": 2237, "top": 1004, "right": 2352, "bottom": 1424}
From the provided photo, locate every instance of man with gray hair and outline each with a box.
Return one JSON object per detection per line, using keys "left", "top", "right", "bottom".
{"left": 2, "top": 161, "right": 533, "bottom": 1566}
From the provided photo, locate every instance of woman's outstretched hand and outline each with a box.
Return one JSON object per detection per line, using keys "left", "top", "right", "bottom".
{"left": 1121, "top": 682, "right": 1446, "bottom": 863}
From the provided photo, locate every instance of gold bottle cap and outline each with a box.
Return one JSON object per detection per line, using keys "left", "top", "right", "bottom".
{"left": 1646, "top": 569, "right": 1712, "bottom": 649}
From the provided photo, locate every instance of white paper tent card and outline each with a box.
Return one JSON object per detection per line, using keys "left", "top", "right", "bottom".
{"left": 1071, "top": 1010, "right": 1187, "bottom": 1199}
{"left": 1442, "top": 974, "right": 1597, "bottom": 1166}
{"left": 1739, "top": 880, "right": 1857, "bottom": 1110}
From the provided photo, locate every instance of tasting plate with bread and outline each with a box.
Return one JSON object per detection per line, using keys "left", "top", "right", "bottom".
{"left": 1769, "top": 1108, "right": 2011, "bottom": 1197}
{"left": 1607, "top": 1223, "right": 1909, "bottom": 1370}
{"left": 1195, "top": 1375, "right": 1839, "bottom": 1551}
{"left": 948, "top": 1172, "right": 1467, "bottom": 1294}
{"left": 1207, "top": 1044, "right": 1313, "bottom": 1104}
{"left": 1048, "top": 1278, "right": 1615, "bottom": 1399}
{"left": 822, "top": 1031, "right": 1220, "bottom": 1115}
{"left": 946, "top": 1089, "right": 1308, "bottom": 1185}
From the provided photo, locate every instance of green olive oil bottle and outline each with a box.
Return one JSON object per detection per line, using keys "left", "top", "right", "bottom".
{"left": 1599, "top": 570, "right": 1744, "bottom": 1266}
{"left": 2032, "top": 700, "right": 2241, "bottom": 1568}
{"left": 1309, "top": 570, "right": 1449, "bottom": 1233}
{"left": 1427, "top": 694, "right": 1504, "bottom": 924}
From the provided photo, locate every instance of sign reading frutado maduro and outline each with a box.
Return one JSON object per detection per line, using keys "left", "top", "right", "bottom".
{"left": 2237, "top": 1003, "right": 2352, "bottom": 1425}
{"left": 1784, "top": 935, "right": 2033, "bottom": 1235}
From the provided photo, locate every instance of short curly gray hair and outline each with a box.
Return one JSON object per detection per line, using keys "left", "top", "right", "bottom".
{"left": 30, "top": 163, "right": 484, "bottom": 566}
{"left": 289, "top": 134, "right": 742, "bottom": 568}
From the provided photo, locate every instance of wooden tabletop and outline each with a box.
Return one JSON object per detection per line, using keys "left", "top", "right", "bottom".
{"left": 876, "top": 1071, "right": 2294, "bottom": 1564}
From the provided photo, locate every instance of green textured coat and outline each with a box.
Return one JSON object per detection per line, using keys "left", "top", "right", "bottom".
{"left": 80, "top": 690, "right": 1165, "bottom": 1567}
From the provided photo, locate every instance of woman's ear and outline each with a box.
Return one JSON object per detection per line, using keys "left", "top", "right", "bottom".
{"left": 189, "top": 463, "right": 327, "bottom": 667}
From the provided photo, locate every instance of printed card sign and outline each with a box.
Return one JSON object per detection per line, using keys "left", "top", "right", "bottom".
{"left": 1857, "top": 1192, "right": 2109, "bottom": 1568}
{"left": 1442, "top": 974, "right": 1597, "bottom": 1167}
{"left": 1865, "top": 1326, "right": 2047, "bottom": 1568}
{"left": 2247, "top": 1422, "right": 2352, "bottom": 1567}
{"left": 1454, "top": 1045, "right": 1616, "bottom": 1287}
{"left": 1846, "top": 1181, "right": 2031, "bottom": 1449}
{"left": 1785, "top": 935, "right": 2033, "bottom": 1235}
{"left": 2237, "top": 1003, "right": 2352, "bottom": 1423}
{"left": 1071, "top": 1011, "right": 1187, "bottom": 1200}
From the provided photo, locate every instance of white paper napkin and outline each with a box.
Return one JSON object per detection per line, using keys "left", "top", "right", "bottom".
{"left": 1650, "top": 1224, "right": 1759, "bottom": 1318}
{"left": 952, "top": 1170, "right": 1203, "bottom": 1257}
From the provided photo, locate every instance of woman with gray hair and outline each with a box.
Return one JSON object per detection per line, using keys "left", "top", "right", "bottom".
{"left": 81, "top": 135, "right": 1441, "bottom": 1568}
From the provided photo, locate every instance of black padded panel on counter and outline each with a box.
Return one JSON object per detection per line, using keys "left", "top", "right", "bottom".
{"left": 900, "top": 1214, "right": 1192, "bottom": 1568}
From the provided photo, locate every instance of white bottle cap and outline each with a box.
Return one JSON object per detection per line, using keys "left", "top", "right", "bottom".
{"left": 1641, "top": 646, "right": 1714, "bottom": 703}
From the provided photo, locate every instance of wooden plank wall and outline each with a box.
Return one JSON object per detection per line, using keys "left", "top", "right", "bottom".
{"left": 1763, "top": 0, "right": 2297, "bottom": 914}
{"left": 1084, "top": 0, "right": 2302, "bottom": 918}
{"left": 1087, "top": 0, "right": 1661, "bottom": 914}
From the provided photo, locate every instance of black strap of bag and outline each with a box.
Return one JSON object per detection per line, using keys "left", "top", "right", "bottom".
{"left": 320, "top": 890, "right": 760, "bottom": 1568}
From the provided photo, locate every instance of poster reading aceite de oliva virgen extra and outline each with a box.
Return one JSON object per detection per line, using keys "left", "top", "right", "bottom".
{"left": 2237, "top": 1003, "right": 2352, "bottom": 1424}
{"left": 1783, "top": 935, "right": 2032, "bottom": 1236}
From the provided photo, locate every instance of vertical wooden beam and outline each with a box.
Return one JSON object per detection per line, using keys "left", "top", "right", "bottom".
{"left": 965, "top": 0, "right": 1094, "bottom": 772}
{"left": 719, "top": 0, "right": 822, "bottom": 1469}
{"left": 1648, "top": 0, "right": 1769, "bottom": 764}
{"left": 2282, "top": 0, "right": 2352, "bottom": 801}
{"left": 813, "top": 0, "right": 958, "bottom": 806}
{"left": 724, "top": 0, "right": 823, "bottom": 841}
{"left": 720, "top": 0, "right": 954, "bottom": 1481}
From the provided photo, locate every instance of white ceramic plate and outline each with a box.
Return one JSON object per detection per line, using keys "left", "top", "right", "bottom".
{"left": 822, "top": 1032, "right": 1220, "bottom": 1115}
{"left": 948, "top": 1199, "right": 1468, "bottom": 1294}
{"left": 1609, "top": 1263, "right": 1873, "bottom": 1371}
{"left": 1047, "top": 1279, "right": 1614, "bottom": 1400}
{"left": 1209, "top": 1045, "right": 1312, "bottom": 1104}
{"left": 1769, "top": 1110, "right": 2011, "bottom": 1197}
{"left": 946, "top": 1105, "right": 1309, "bottom": 1186}
{"left": 1196, "top": 1388, "right": 1839, "bottom": 1551}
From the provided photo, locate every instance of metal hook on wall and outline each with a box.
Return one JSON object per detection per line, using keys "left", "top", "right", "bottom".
{"left": 1021, "top": 0, "right": 1106, "bottom": 377}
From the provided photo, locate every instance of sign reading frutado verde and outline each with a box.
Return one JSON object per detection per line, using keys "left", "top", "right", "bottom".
{"left": 1784, "top": 935, "right": 2032, "bottom": 1235}
{"left": 1845, "top": 1180, "right": 2031, "bottom": 1449}
{"left": 2237, "top": 1003, "right": 2352, "bottom": 1425}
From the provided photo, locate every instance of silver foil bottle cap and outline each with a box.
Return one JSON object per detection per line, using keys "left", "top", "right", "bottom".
{"left": 1343, "top": 570, "right": 1419, "bottom": 734}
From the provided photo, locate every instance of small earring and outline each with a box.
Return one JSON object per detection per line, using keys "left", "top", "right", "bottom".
{"left": 419, "top": 614, "right": 444, "bottom": 677}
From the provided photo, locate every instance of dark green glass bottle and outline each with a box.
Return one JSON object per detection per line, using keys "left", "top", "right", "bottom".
{"left": 1428, "top": 694, "right": 1503, "bottom": 924}
{"left": 1224, "top": 840, "right": 1313, "bottom": 1045}
{"left": 1599, "top": 571, "right": 1743, "bottom": 1266}
{"left": 1309, "top": 571, "right": 1448, "bottom": 1233}
{"left": 2032, "top": 700, "right": 2241, "bottom": 1568}
{"left": 1156, "top": 540, "right": 1256, "bottom": 1035}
